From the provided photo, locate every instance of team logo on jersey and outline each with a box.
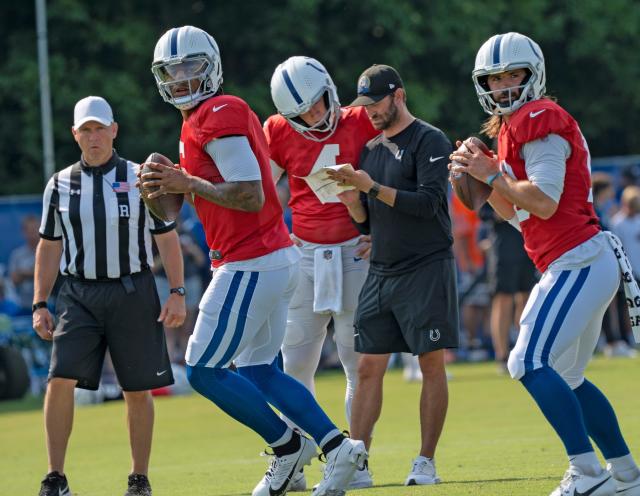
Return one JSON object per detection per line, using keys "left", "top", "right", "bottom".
{"left": 323, "top": 250, "right": 333, "bottom": 260}
{"left": 429, "top": 329, "right": 441, "bottom": 342}
{"left": 358, "top": 76, "right": 371, "bottom": 95}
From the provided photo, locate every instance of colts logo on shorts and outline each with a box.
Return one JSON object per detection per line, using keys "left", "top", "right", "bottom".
{"left": 429, "top": 329, "right": 441, "bottom": 342}
{"left": 323, "top": 250, "right": 333, "bottom": 260}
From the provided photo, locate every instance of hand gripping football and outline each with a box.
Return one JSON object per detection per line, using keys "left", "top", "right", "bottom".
{"left": 450, "top": 137, "right": 493, "bottom": 211}
{"left": 140, "top": 152, "right": 184, "bottom": 222}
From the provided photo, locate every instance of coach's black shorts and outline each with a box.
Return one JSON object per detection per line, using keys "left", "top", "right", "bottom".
{"left": 354, "top": 258, "right": 459, "bottom": 354}
{"left": 50, "top": 270, "right": 174, "bottom": 391}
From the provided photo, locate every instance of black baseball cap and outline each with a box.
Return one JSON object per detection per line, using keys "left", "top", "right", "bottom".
{"left": 349, "top": 64, "right": 404, "bottom": 106}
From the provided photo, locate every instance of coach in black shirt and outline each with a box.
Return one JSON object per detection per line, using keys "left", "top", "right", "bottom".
{"left": 33, "top": 96, "right": 186, "bottom": 496}
{"left": 329, "top": 65, "right": 459, "bottom": 486}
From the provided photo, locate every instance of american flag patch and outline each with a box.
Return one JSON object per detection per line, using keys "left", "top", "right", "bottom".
{"left": 112, "top": 182, "right": 130, "bottom": 193}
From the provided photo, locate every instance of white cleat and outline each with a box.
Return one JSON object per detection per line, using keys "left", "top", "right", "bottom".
{"left": 607, "top": 466, "right": 640, "bottom": 496}
{"left": 252, "top": 435, "right": 316, "bottom": 496}
{"left": 404, "top": 456, "right": 441, "bottom": 486}
{"left": 313, "top": 438, "right": 368, "bottom": 496}
{"left": 549, "top": 467, "right": 616, "bottom": 496}
{"left": 349, "top": 464, "right": 373, "bottom": 489}
{"left": 288, "top": 470, "right": 307, "bottom": 492}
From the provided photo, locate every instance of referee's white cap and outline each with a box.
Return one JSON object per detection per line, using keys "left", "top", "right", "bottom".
{"left": 73, "top": 96, "right": 114, "bottom": 129}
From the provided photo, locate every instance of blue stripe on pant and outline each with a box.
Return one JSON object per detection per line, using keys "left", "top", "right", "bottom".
{"left": 524, "top": 270, "right": 570, "bottom": 373}
{"left": 214, "top": 272, "right": 259, "bottom": 368}
{"left": 196, "top": 271, "right": 244, "bottom": 367}
{"left": 539, "top": 267, "right": 590, "bottom": 366}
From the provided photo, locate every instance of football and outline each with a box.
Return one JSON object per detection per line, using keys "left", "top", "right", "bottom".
{"left": 140, "top": 152, "right": 184, "bottom": 222}
{"left": 450, "top": 136, "right": 494, "bottom": 211}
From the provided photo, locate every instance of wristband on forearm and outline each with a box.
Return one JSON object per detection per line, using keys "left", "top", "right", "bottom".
{"left": 32, "top": 301, "right": 48, "bottom": 313}
{"left": 486, "top": 172, "right": 501, "bottom": 187}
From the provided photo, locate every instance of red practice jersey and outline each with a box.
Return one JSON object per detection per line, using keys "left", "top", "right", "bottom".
{"left": 264, "top": 106, "right": 379, "bottom": 244}
{"left": 498, "top": 98, "right": 600, "bottom": 272}
{"left": 180, "top": 94, "right": 292, "bottom": 267}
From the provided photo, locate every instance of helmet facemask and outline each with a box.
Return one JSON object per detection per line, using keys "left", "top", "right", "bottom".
{"left": 473, "top": 65, "right": 539, "bottom": 116}
{"left": 285, "top": 91, "right": 340, "bottom": 142}
{"left": 152, "top": 54, "right": 220, "bottom": 110}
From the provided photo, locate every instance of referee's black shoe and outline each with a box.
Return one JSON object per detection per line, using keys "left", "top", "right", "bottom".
{"left": 125, "top": 473, "right": 152, "bottom": 496}
{"left": 39, "top": 471, "right": 71, "bottom": 496}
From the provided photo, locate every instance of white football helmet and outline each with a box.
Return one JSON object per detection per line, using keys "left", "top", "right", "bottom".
{"left": 152, "top": 26, "right": 223, "bottom": 110}
{"left": 270, "top": 56, "right": 340, "bottom": 141}
{"left": 472, "top": 32, "right": 546, "bottom": 115}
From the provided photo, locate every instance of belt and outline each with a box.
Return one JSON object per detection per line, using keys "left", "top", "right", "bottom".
{"left": 66, "top": 267, "right": 150, "bottom": 283}
{"left": 66, "top": 268, "right": 150, "bottom": 294}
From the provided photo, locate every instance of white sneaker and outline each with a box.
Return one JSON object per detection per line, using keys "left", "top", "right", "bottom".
{"left": 349, "top": 464, "right": 373, "bottom": 489}
{"left": 312, "top": 438, "right": 368, "bottom": 496}
{"left": 609, "top": 341, "right": 638, "bottom": 358}
{"left": 549, "top": 467, "right": 616, "bottom": 496}
{"left": 607, "top": 466, "right": 640, "bottom": 496}
{"left": 252, "top": 436, "right": 316, "bottom": 496}
{"left": 289, "top": 470, "right": 307, "bottom": 492}
{"left": 405, "top": 456, "right": 440, "bottom": 486}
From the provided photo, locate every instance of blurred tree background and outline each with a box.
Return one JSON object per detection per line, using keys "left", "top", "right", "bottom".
{"left": 0, "top": 0, "right": 638, "bottom": 194}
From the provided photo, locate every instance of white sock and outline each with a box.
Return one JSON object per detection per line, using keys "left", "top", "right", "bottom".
{"left": 607, "top": 454, "right": 640, "bottom": 482}
{"left": 319, "top": 429, "right": 343, "bottom": 452}
{"left": 570, "top": 452, "right": 603, "bottom": 477}
{"left": 270, "top": 428, "right": 293, "bottom": 448}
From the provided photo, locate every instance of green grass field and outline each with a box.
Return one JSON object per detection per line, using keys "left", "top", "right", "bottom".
{"left": 1, "top": 357, "right": 639, "bottom": 495}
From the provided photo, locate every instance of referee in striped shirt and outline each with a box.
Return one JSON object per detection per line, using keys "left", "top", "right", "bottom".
{"left": 33, "top": 96, "right": 186, "bottom": 496}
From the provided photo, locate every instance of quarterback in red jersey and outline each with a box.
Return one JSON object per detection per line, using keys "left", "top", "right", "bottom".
{"left": 262, "top": 56, "right": 379, "bottom": 491}
{"left": 450, "top": 32, "right": 639, "bottom": 496}
{"left": 143, "top": 27, "right": 366, "bottom": 496}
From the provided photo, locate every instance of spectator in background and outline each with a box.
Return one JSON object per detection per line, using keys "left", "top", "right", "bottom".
{"left": 485, "top": 211, "right": 537, "bottom": 373}
{"left": 154, "top": 221, "right": 207, "bottom": 364}
{"left": 609, "top": 185, "right": 640, "bottom": 355}
{"left": 8, "top": 215, "right": 40, "bottom": 314}
{"left": 451, "top": 193, "right": 491, "bottom": 362}
{"left": 618, "top": 165, "right": 640, "bottom": 202}
{"left": 0, "top": 271, "right": 20, "bottom": 316}
{"left": 592, "top": 173, "right": 634, "bottom": 357}
{"left": 592, "top": 172, "right": 617, "bottom": 231}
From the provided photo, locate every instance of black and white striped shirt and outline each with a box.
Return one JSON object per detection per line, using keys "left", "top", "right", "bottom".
{"left": 39, "top": 151, "right": 175, "bottom": 279}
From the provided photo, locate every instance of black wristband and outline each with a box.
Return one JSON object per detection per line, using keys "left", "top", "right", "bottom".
{"left": 368, "top": 182, "right": 381, "bottom": 199}
{"left": 170, "top": 286, "right": 186, "bottom": 296}
{"left": 32, "top": 301, "right": 48, "bottom": 313}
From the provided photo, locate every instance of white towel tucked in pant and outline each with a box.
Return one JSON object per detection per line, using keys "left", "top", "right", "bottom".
{"left": 313, "top": 246, "right": 343, "bottom": 314}
{"left": 607, "top": 231, "right": 640, "bottom": 343}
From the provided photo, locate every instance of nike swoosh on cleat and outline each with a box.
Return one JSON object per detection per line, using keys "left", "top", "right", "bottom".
{"left": 574, "top": 476, "right": 612, "bottom": 496}
{"left": 212, "top": 104, "right": 228, "bottom": 112}
{"left": 270, "top": 464, "right": 299, "bottom": 496}
{"left": 530, "top": 109, "right": 546, "bottom": 118}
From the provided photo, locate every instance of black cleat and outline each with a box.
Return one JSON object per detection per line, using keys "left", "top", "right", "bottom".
{"left": 39, "top": 471, "right": 71, "bottom": 496}
{"left": 125, "top": 473, "right": 152, "bottom": 496}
